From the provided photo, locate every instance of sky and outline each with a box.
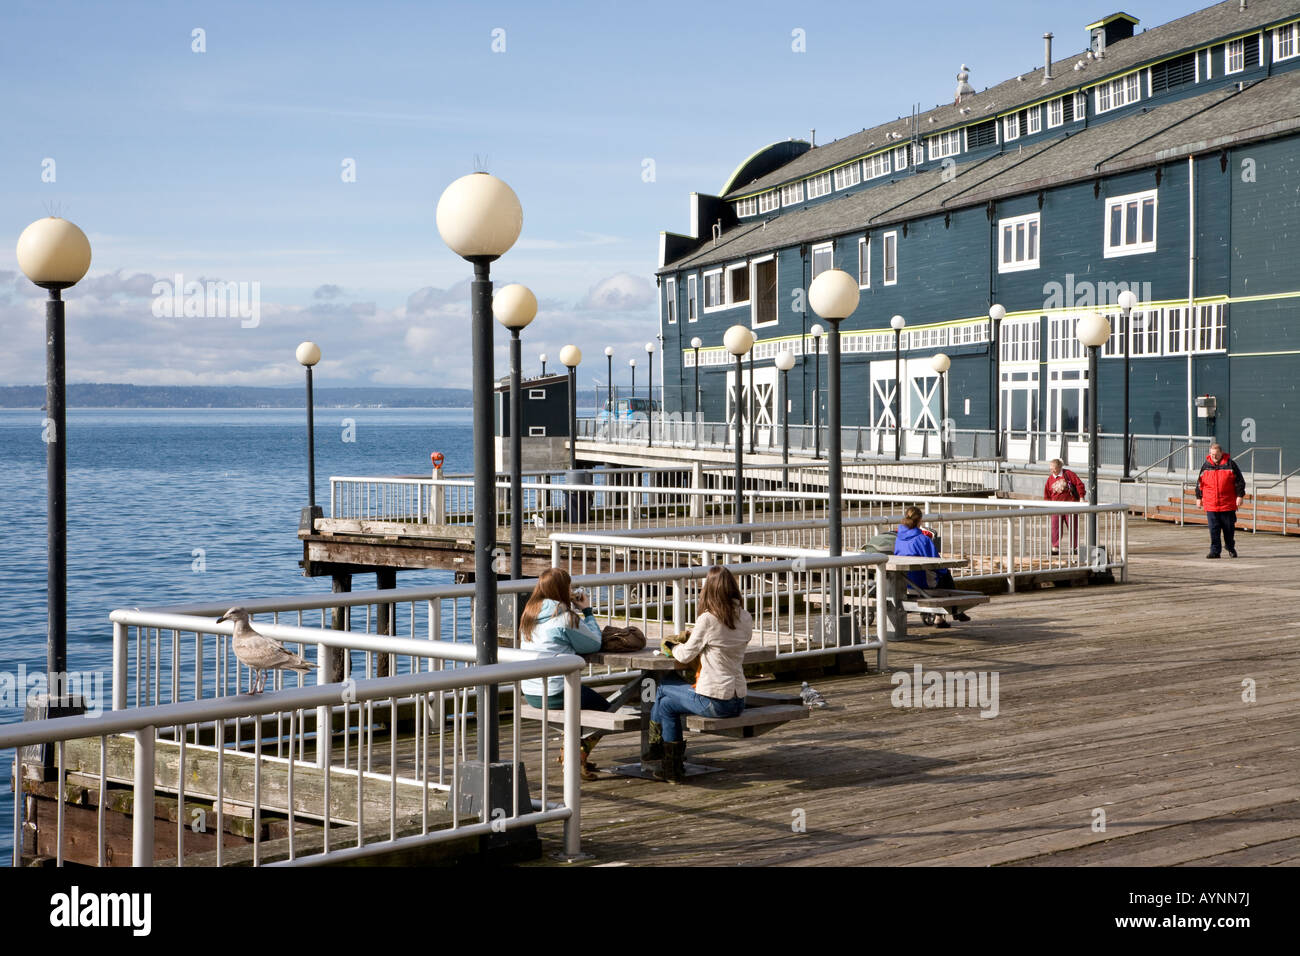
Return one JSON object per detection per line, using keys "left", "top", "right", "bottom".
{"left": 0, "top": 0, "right": 1208, "bottom": 391}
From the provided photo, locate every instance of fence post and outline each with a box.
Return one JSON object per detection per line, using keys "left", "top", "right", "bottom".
{"left": 690, "top": 460, "right": 703, "bottom": 519}
{"left": 432, "top": 479, "right": 447, "bottom": 526}
{"left": 673, "top": 576, "right": 686, "bottom": 630}
{"left": 133, "top": 725, "right": 156, "bottom": 866}
{"left": 562, "top": 669, "right": 582, "bottom": 860}
{"left": 113, "top": 621, "right": 128, "bottom": 711}
{"left": 874, "top": 563, "right": 888, "bottom": 672}
{"left": 1005, "top": 517, "right": 1016, "bottom": 593}
{"left": 1119, "top": 510, "right": 1129, "bottom": 583}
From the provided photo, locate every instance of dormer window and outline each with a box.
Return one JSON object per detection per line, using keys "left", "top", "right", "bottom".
{"left": 734, "top": 197, "right": 757, "bottom": 217}
{"left": 1275, "top": 20, "right": 1299, "bottom": 61}
{"left": 863, "top": 152, "right": 891, "bottom": 180}
{"left": 806, "top": 172, "right": 832, "bottom": 199}
{"left": 927, "top": 129, "right": 962, "bottom": 161}
{"left": 833, "top": 163, "right": 861, "bottom": 190}
{"left": 758, "top": 191, "right": 780, "bottom": 214}
{"left": 780, "top": 181, "right": 804, "bottom": 206}
{"left": 1095, "top": 73, "right": 1140, "bottom": 114}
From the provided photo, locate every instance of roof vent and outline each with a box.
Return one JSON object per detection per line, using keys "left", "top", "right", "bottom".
{"left": 1088, "top": 12, "right": 1139, "bottom": 54}
{"left": 955, "top": 64, "right": 975, "bottom": 104}
{"left": 1043, "top": 32, "right": 1054, "bottom": 83}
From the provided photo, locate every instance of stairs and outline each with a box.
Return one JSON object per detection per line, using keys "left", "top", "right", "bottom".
{"left": 1145, "top": 488, "right": 1300, "bottom": 536}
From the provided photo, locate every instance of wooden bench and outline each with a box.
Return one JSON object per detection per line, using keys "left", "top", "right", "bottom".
{"left": 518, "top": 704, "right": 641, "bottom": 734}
{"left": 684, "top": 703, "right": 809, "bottom": 739}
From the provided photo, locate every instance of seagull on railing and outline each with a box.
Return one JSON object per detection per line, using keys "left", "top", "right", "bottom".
{"left": 217, "top": 607, "right": 313, "bottom": 694}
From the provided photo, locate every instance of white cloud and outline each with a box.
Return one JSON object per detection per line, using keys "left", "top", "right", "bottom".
{"left": 575, "top": 272, "right": 656, "bottom": 312}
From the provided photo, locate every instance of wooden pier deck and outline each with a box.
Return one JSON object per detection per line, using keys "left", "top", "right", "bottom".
{"left": 521, "top": 518, "right": 1300, "bottom": 866}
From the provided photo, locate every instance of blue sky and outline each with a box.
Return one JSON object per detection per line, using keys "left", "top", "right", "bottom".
{"left": 0, "top": 0, "right": 1205, "bottom": 390}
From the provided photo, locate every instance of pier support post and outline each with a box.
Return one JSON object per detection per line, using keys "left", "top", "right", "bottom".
{"left": 376, "top": 568, "right": 397, "bottom": 678}
{"left": 328, "top": 573, "right": 350, "bottom": 683}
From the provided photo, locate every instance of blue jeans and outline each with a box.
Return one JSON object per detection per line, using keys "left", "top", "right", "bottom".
{"left": 523, "top": 686, "right": 610, "bottom": 712}
{"left": 650, "top": 672, "right": 744, "bottom": 742}
{"left": 1207, "top": 510, "right": 1237, "bottom": 556}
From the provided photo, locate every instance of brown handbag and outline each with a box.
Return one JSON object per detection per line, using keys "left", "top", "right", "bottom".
{"left": 600, "top": 624, "right": 647, "bottom": 653}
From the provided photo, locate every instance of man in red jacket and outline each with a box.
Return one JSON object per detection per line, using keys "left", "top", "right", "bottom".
{"left": 1044, "top": 458, "right": 1086, "bottom": 555}
{"left": 1196, "top": 442, "right": 1245, "bottom": 559}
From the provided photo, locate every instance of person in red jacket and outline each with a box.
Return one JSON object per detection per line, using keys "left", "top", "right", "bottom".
{"left": 1196, "top": 442, "right": 1245, "bottom": 559}
{"left": 1044, "top": 458, "right": 1086, "bottom": 554}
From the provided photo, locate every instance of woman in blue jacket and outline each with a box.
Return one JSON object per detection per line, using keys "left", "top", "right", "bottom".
{"left": 519, "top": 568, "right": 610, "bottom": 778}
{"left": 893, "top": 506, "right": 971, "bottom": 626}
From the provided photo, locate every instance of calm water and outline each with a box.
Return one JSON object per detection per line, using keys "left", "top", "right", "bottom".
{"left": 0, "top": 407, "right": 473, "bottom": 859}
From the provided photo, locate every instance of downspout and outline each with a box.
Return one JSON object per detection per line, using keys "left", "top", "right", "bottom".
{"left": 1187, "top": 155, "right": 1195, "bottom": 440}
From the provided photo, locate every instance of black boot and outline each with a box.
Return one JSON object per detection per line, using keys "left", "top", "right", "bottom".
{"left": 645, "top": 720, "right": 665, "bottom": 761}
{"left": 654, "top": 741, "right": 686, "bottom": 784}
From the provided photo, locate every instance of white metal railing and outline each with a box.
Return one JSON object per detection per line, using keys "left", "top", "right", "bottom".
{"left": 3, "top": 652, "right": 585, "bottom": 867}
{"left": 550, "top": 502, "right": 1128, "bottom": 594}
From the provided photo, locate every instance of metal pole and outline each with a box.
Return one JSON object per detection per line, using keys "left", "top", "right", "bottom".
{"left": 894, "top": 329, "right": 902, "bottom": 461}
{"left": 1088, "top": 343, "right": 1100, "bottom": 553}
{"left": 46, "top": 290, "right": 67, "bottom": 707}
{"left": 1122, "top": 309, "right": 1131, "bottom": 479}
{"left": 734, "top": 353, "right": 745, "bottom": 535}
{"left": 305, "top": 365, "right": 316, "bottom": 510}
{"left": 828, "top": 322, "right": 843, "bottom": 559}
{"left": 470, "top": 259, "right": 498, "bottom": 764}
{"left": 993, "top": 316, "right": 1002, "bottom": 459}
{"left": 781, "top": 368, "right": 790, "bottom": 475}
{"left": 630, "top": 364, "right": 636, "bottom": 441}
{"left": 748, "top": 352, "right": 756, "bottom": 455}
{"left": 646, "top": 355, "right": 653, "bottom": 448}
{"left": 813, "top": 338, "right": 822, "bottom": 460}
{"left": 693, "top": 347, "right": 700, "bottom": 450}
{"left": 510, "top": 329, "right": 523, "bottom": 587}
{"left": 939, "top": 370, "right": 947, "bottom": 494}
{"left": 568, "top": 365, "right": 577, "bottom": 469}
{"left": 606, "top": 354, "right": 612, "bottom": 421}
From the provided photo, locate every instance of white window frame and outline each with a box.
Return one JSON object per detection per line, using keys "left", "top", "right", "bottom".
{"left": 1026, "top": 106, "right": 1042, "bottom": 135}
{"left": 758, "top": 190, "right": 780, "bottom": 214}
{"left": 882, "top": 231, "right": 898, "bottom": 286}
{"left": 806, "top": 172, "right": 832, "bottom": 200}
{"left": 1003, "top": 114, "right": 1020, "bottom": 142}
{"left": 749, "top": 254, "right": 778, "bottom": 330}
{"left": 1073, "top": 91, "right": 1087, "bottom": 122}
{"left": 528, "top": 388, "right": 546, "bottom": 400}
{"left": 927, "top": 130, "right": 962, "bottom": 161}
{"left": 1047, "top": 97, "right": 1064, "bottom": 128}
{"left": 1275, "top": 21, "right": 1299, "bottom": 61}
{"left": 724, "top": 262, "right": 749, "bottom": 308}
{"left": 863, "top": 152, "right": 891, "bottom": 180}
{"left": 665, "top": 277, "right": 677, "bottom": 325}
{"left": 833, "top": 163, "right": 861, "bottom": 190}
{"left": 702, "top": 268, "right": 725, "bottom": 312}
{"left": 686, "top": 274, "right": 698, "bottom": 322}
{"left": 780, "top": 181, "right": 804, "bottom": 206}
{"left": 1096, "top": 73, "right": 1140, "bottom": 114}
{"left": 998, "top": 213, "right": 1041, "bottom": 273}
{"left": 1104, "top": 189, "right": 1158, "bottom": 258}
{"left": 811, "top": 242, "right": 834, "bottom": 281}
{"left": 857, "top": 237, "right": 871, "bottom": 289}
{"left": 528, "top": 425, "right": 546, "bottom": 437}
{"left": 735, "top": 197, "right": 757, "bottom": 217}
{"left": 893, "top": 145, "right": 910, "bottom": 171}
{"left": 1225, "top": 38, "right": 1244, "bottom": 75}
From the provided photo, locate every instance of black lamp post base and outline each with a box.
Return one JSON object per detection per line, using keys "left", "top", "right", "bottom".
{"left": 298, "top": 505, "right": 324, "bottom": 534}
{"left": 23, "top": 693, "right": 86, "bottom": 781}
{"left": 456, "top": 760, "right": 540, "bottom": 854}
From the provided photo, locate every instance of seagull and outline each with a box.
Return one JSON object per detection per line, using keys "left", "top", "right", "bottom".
{"left": 216, "top": 607, "right": 313, "bottom": 694}
{"left": 800, "top": 681, "right": 828, "bottom": 709}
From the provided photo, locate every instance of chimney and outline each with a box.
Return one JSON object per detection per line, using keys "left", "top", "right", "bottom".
{"left": 810, "top": 128, "right": 816, "bottom": 147}
{"left": 1043, "top": 32, "right": 1054, "bottom": 83}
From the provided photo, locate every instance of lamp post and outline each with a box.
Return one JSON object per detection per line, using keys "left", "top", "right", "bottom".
{"left": 891, "top": 314, "right": 907, "bottom": 460}
{"left": 810, "top": 323, "right": 824, "bottom": 459}
{"left": 1117, "top": 289, "right": 1137, "bottom": 479}
{"left": 295, "top": 341, "right": 322, "bottom": 515}
{"left": 628, "top": 358, "right": 637, "bottom": 441}
{"left": 539, "top": 353, "right": 547, "bottom": 377}
{"left": 17, "top": 216, "right": 92, "bottom": 713}
{"left": 604, "top": 346, "right": 614, "bottom": 421}
{"left": 561, "top": 345, "right": 581, "bottom": 469}
{"left": 931, "top": 352, "right": 951, "bottom": 493}
{"left": 809, "top": 270, "right": 860, "bottom": 563}
{"left": 775, "top": 350, "right": 795, "bottom": 484}
{"left": 644, "top": 340, "right": 656, "bottom": 448}
{"left": 1076, "top": 311, "right": 1111, "bottom": 556}
{"left": 690, "top": 336, "right": 702, "bottom": 449}
{"left": 725, "top": 325, "right": 755, "bottom": 536}
{"left": 988, "top": 304, "right": 1005, "bottom": 458}
{"left": 747, "top": 350, "right": 757, "bottom": 454}
{"left": 494, "top": 283, "right": 537, "bottom": 595}
{"left": 436, "top": 172, "right": 522, "bottom": 783}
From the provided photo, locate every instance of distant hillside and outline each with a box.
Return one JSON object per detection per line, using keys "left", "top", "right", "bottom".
{"left": 0, "top": 384, "right": 473, "bottom": 409}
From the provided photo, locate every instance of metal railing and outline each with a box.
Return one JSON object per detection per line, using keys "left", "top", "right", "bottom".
{"left": 4, "top": 650, "right": 585, "bottom": 867}
{"left": 551, "top": 501, "right": 1127, "bottom": 594}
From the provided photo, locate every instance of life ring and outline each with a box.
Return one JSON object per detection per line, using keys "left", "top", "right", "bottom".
{"left": 430, "top": 451, "right": 445, "bottom": 469}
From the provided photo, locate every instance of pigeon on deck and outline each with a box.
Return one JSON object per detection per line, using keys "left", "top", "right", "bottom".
{"left": 216, "top": 607, "right": 313, "bottom": 694}
{"left": 800, "top": 681, "right": 828, "bottom": 709}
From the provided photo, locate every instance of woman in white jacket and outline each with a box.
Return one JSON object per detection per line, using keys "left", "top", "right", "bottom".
{"left": 519, "top": 568, "right": 609, "bottom": 779}
{"left": 648, "top": 565, "right": 750, "bottom": 783}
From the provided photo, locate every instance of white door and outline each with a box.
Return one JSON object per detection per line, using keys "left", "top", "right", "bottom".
{"left": 870, "top": 361, "right": 899, "bottom": 455}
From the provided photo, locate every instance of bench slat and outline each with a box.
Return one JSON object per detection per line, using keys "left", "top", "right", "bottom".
{"left": 519, "top": 705, "right": 641, "bottom": 733}
{"left": 685, "top": 704, "right": 809, "bottom": 737}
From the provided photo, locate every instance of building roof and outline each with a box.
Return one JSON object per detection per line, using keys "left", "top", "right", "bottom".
{"left": 661, "top": 68, "right": 1300, "bottom": 274}
{"left": 721, "top": 0, "right": 1300, "bottom": 201}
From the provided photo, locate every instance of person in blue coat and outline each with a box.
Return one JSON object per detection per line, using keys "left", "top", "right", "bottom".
{"left": 519, "top": 568, "right": 610, "bottom": 778}
{"left": 893, "top": 506, "right": 971, "bottom": 626}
